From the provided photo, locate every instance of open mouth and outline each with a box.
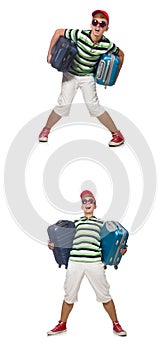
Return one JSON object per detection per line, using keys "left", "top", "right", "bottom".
{"left": 85, "top": 206, "right": 91, "bottom": 210}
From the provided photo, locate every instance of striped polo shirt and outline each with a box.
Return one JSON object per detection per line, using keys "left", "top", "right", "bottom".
{"left": 64, "top": 29, "right": 119, "bottom": 76}
{"left": 69, "top": 216, "right": 104, "bottom": 263}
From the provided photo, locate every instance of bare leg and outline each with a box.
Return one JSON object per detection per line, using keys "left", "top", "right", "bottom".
{"left": 45, "top": 110, "right": 62, "bottom": 129}
{"left": 97, "top": 111, "right": 118, "bottom": 133}
{"left": 103, "top": 300, "right": 118, "bottom": 322}
{"left": 60, "top": 300, "right": 74, "bottom": 323}
{"left": 47, "top": 301, "right": 73, "bottom": 335}
{"left": 46, "top": 110, "right": 117, "bottom": 132}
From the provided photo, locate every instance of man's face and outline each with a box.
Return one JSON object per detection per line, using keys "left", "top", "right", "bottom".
{"left": 81, "top": 196, "right": 96, "bottom": 216}
{"left": 91, "top": 17, "right": 108, "bottom": 37}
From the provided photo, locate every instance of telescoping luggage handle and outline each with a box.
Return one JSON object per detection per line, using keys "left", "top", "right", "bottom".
{"left": 54, "top": 39, "right": 77, "bottom": 63}
{"left": 96, "top": 54, "right": 116, "bottom": 89}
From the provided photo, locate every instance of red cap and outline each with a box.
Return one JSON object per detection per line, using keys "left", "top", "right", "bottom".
{"left": 92, "top": 10, "right": 109, "bottom": 22}
{"left": 80, "top": 190, "right": 96, "bottom": 203}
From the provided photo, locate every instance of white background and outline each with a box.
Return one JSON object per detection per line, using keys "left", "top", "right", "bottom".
{"left": 1, "top": 1, "right": 161, "bottom": 349}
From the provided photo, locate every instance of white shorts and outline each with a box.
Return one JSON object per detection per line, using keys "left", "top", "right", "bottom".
{"left": 54, "top": 72, "right": 105, "bottom": 117}
{"left": 64, "top": 261, "right": 112, "bottom": 304}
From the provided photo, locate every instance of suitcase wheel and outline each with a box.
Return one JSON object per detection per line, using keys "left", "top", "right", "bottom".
{"left": 114, "top": 265, "right": 118, "bottom": 270}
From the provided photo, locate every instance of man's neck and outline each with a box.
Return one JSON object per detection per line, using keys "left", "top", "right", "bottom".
{"left": 83, "top": 214, "right": 94, "bottom": 219}
{"left": 90, "top": 32, "right": 102, "bottom": 44}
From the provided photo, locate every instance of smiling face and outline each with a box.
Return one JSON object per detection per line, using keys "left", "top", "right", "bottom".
{"left": 90, "top": 15, "right": 108, "bottom": 42}
{"left": 81, "top": 196, "right": 96, "bottom": 217}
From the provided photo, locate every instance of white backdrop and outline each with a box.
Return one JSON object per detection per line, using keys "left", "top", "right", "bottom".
{"left": 1, "top": 1, "right": 161, "bottom": 349}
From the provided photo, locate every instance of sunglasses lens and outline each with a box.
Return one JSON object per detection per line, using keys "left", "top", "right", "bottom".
{"left": 89, "top": 198, "right": 94, "bottom": 204}
{"left": 100, "top": 21, "right": 106, "bottom": 27}
{"left": 92, "top": 19, "right": 98, "bottom": 26}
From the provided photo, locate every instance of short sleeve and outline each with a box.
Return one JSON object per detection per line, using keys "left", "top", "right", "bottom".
{"left": 64, "top": 29, "right": 79, "bottom": 43}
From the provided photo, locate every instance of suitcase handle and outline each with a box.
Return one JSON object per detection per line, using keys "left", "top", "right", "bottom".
{"left": 96, "top": 60, "right": 110, "bottom": 81}
{"left": 105, "top": 54, "right": 116, "bottom": 87}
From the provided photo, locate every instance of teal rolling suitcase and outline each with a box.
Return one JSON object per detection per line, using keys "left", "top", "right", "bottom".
{"left": 100, "top": 221, "right": 129, "bottom": 269}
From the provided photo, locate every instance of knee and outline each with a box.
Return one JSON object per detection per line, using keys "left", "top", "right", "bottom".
{"left": 54, "top": 104, "right": 71, "bottom": 117}
{"left": 103, "top": 300, "right": 111, "bottom": 306}
{"left": 65, "top": 301, "right": 74, "bottom": 306}
{"left": 86, "top": 103, "right": 105, "bottom": 117}
{"left": 64, "top": 300, "right": 74, "bottom": 309}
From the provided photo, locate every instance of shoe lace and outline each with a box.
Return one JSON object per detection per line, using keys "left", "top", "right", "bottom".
{"left": 41, "top": 128, "right": 49, "bottom": 136}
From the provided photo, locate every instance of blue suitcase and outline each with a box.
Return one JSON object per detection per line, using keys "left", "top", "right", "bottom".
{"left": 94, "top": 53, "right": 120, "bottom": 87}
{"left": 100, "top": 221, "right": 129, "bottom": 269}
{"left": 47, "top": 220, "right": 76, "bottom": 268}
{"left": 50, "top": 36, "right": 77, "bottom": 72}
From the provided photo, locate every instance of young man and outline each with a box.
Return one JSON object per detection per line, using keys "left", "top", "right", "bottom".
{"left": 48, "top": 190, "right": 127, "bottom": 336}
{"left": 39, "top": 10, "right": 125, "bottom": 147}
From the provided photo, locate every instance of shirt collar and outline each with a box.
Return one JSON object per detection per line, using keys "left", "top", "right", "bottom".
{"left": 80, "top": 216, "right": 97, "bottom": 220}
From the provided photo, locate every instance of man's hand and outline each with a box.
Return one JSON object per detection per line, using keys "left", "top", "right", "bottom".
{"left": 120, "top": 245, "right": 128, "bottom": 256}
{"left": 47, "top": 53, "right": 52, "bottom": 63}
{"left": 48, "top": 241, "right": 54, "bottom": 250}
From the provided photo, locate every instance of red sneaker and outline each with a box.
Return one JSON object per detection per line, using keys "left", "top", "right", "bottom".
{"left": 47, "top": 321, "right": 67, "bottom": 336}
{"left": 108, "top": 130, "right": 125, "bottom": 147}
{"left": 113, "top": 321, "right": 127, "bottom": 336}
{"left": 39, "top": 127, "right": 50, "bottom": 142}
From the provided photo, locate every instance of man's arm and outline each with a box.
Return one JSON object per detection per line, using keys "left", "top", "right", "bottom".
{"left": 115, "top": 48, "right": 124, "bottom": 81}
{"left": 118, "top": 49, "right": 124, "bottom": 69}
{"left": 47, "top": 28, "right": 66, "bottom": 63}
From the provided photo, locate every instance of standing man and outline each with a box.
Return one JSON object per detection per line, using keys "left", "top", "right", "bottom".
{"left": 39, "top": 10, "right": 125, "bottom": 147}
{"left": 48, "top": 190, "right": 127, "bottom": 336}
